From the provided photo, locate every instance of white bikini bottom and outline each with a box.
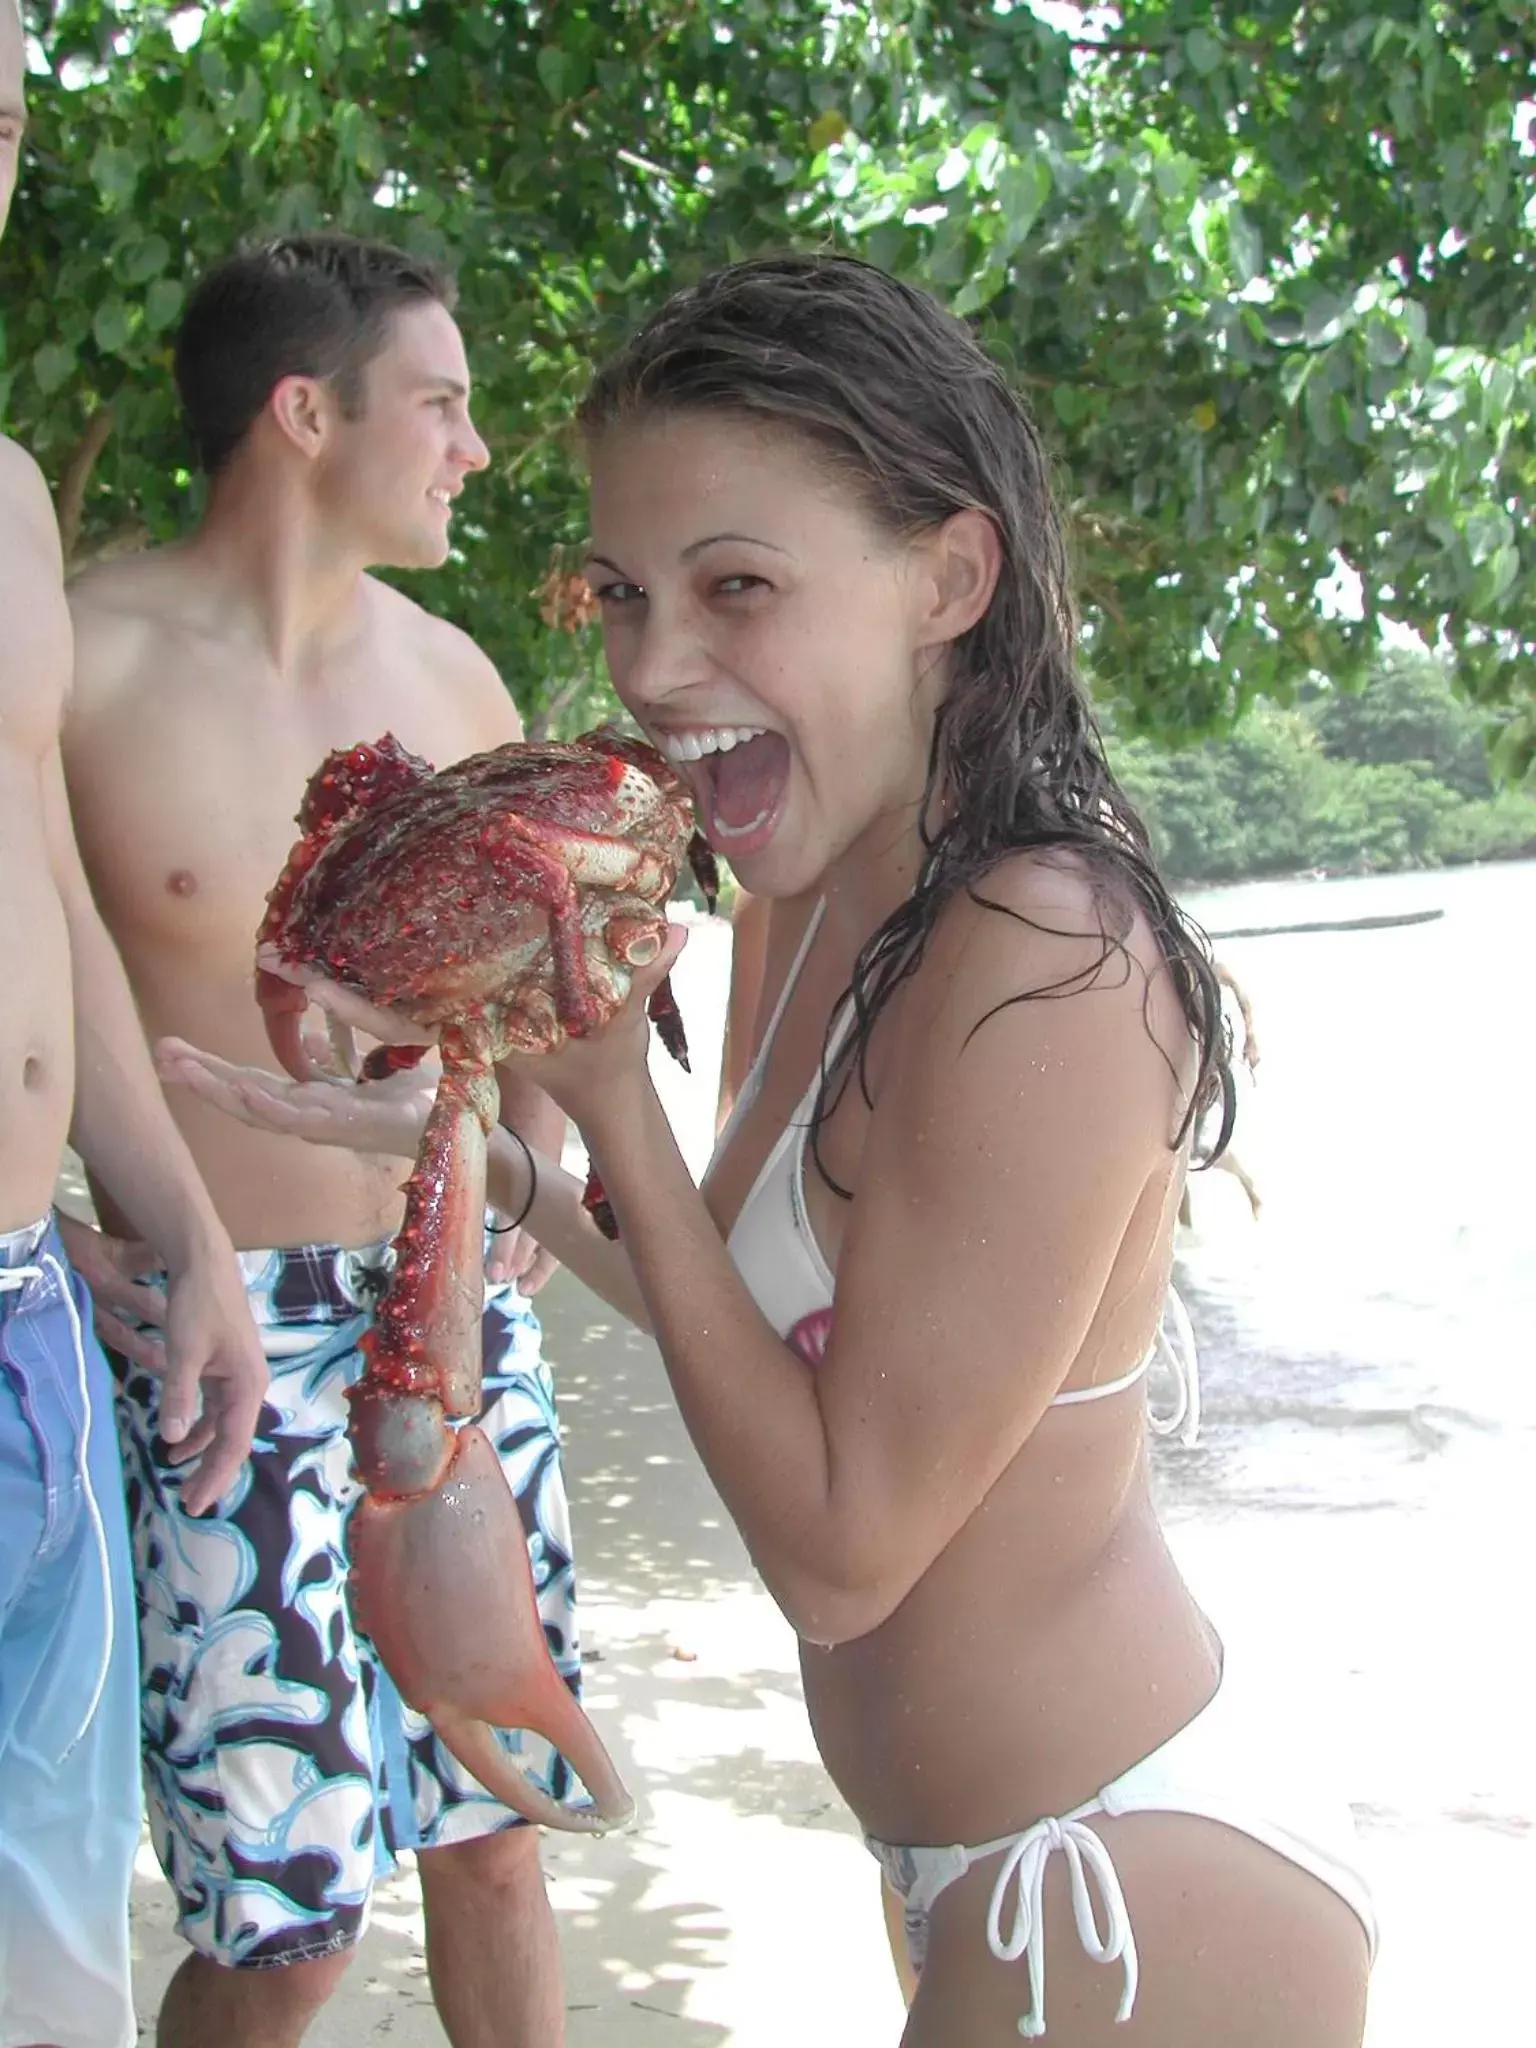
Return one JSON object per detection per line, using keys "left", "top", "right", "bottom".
{"left": 867, "top": 1665, "right": 1377, "bottom": 2038}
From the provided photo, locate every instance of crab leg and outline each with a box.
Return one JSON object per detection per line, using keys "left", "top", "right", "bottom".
{"left": 347, "top": 1061, "right": 634, "bottom": 1834}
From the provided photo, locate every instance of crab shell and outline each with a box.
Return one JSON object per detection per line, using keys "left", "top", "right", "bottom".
{"left": 258, "top": 727, "right": 717, "bottom": 1062}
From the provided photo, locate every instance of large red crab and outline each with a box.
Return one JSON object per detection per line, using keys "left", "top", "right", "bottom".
{"left": 256, "top": 726, "right": 717, "bottom": 1834}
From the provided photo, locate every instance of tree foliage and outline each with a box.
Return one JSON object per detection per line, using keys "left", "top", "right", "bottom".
{"left": 1113, "top": 652, "right": 1536, "bottom": 878}
{"left": 4, "top": 2, "right": 1533, "bottom": 762}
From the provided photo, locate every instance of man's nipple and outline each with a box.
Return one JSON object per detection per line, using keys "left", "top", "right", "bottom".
{"left": 166, "top": 869, "right": 198, "bottom": 898}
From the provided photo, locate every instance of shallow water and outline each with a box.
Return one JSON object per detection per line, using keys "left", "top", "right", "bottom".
{"left": 1162, "top": 860, "right": 1535, "bottom": 2043}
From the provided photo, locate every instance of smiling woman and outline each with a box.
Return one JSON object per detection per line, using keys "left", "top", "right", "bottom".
{"left": 572, "top": 255, "right": 1372, "bottom": 2045}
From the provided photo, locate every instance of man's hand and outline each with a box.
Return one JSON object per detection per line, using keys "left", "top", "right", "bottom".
{"left": 157, "top": 1036, "right": 431, "bottom": 1159}
{"left": 53, "top": 1209, "right": 169, "bottom": 1373}
{"left": 485, "top": 1222, "right": 559, "bottom": 1298}
{"left": 157, "top": 1242, "right": 269, "bottom": 1515}
{"left": 55, "top": 1209, "right": 267, "bottom": 1515}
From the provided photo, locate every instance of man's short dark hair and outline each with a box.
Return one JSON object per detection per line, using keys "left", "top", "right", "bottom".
{"left": 174, "top": 233, "right": 458, "bottom": 475}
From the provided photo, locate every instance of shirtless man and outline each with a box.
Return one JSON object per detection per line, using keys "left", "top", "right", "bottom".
{"left": 0, "top": 14, "right": 264, "bottom": 2045}
{"left": 61, "top": 235, "right": 576, "bottom": 2048}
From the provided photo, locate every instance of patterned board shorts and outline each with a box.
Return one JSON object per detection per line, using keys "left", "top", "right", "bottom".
{"left": 111, "top": 1235, "right": 584, "bottom": 1969}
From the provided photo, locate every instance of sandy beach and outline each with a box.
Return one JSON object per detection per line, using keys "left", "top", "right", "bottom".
{"left": 119, "top": 875, "right": 1533, "bottom": 2043}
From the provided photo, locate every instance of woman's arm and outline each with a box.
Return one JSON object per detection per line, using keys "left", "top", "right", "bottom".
{"left": 483, "top": 1121, "right": 652, "bottom": 1328}
{"left": 549, "top": 867, "right": 1187, "bottom": 1646}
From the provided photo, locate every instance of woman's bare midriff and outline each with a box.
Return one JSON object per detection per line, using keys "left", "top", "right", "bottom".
{"left": 800, "top": 1432, "right": 1222, "bottom": 1847}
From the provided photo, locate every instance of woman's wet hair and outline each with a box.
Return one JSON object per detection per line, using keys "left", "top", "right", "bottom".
{"left": 176, "top": 232, "right": 457, "bottom": 476}
{"left": 581, "top": 253, "right": 1232, "bottom": 1166}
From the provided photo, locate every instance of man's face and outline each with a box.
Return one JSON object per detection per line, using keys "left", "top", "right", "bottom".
{"left": 0, "top": 3, "right": 26, "bottom": 239}
{"left": 312, "top": 299, "right": 491, "bottom": 571}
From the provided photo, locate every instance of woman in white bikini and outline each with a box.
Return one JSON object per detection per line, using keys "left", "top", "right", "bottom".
{"left": 162, "top": 255, "right": 1374, "bottom": 2044}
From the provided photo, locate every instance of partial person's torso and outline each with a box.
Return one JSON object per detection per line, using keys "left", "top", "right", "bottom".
{"left": 0, "top": 439, "right": 79, "bottom": 1230}
{"left": 63, "top": 551, "right": 516, "bottom": 1251}
{"left": 703, "top": 890, "right": 1219, "bottom": 1845}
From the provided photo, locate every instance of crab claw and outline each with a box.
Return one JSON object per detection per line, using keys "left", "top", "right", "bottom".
{"left": 350, "top": 1424, "right": 634, "bottom": 1834}
{"left": 256, "top": 966, "right": 315, "bottom": 1083}
{"left": 688, "top": 832, "right": 720, "bottom": 914}
{"left": 582, "top": 1163, "right": 619, "bottom": 1241}
{"left": 359, "top": 1043, "right": 434, "bottom": 1083}
{"left": 646, "top": 975, "right": 691, "bottom": 1071}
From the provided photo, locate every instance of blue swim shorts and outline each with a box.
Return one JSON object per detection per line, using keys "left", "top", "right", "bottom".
{"left": 0, "top": 1214, "right": 139, "bottom": 2048}
{"left": 112, "top": 1236, "right": 584, "bottom": 1969}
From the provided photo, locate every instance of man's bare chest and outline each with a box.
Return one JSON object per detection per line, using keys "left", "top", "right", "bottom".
{"left": 78, "top": 658, "right": 489, "bottom": 945}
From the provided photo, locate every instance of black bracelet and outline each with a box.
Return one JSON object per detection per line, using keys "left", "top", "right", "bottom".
{"left": 488, "top": 1126, "right": 537, "bottom": 1235}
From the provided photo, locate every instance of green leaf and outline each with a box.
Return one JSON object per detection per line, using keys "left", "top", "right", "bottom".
{"left": 1184, "top": 29, "right": 1224, "bottom": 76}
{"left": 1303, "top": 290, "right": 1350, "bottom": 344}
{"left": 1475, "top": 542, "right": 1519, "bottom": 609}
{"left": 997, "top": 153, "right": 1052, "bottom": 252}
{"left": 89, "top": 144, "right": 139, "bottom": 209}
{"left": 1226, "top": 204, "right": 1261, "bottom": 286}
{"left": 1051, "top": 383, "right": 1094, "bottom": 428}
{"left": 31, "top": 342, "right": 76, "bottom": 396}
{"left": 175, "top": 108, "right": 227, "bottom": 166}
{"left": 92, "top": 297, "right": 132, "bottom": 354}
{"left": 145, "top": 278, "right": 185, "bottom": 334}
{"left": 537, "top": 47, "right": 571, "bottom": 101}
{"left": 121, "top": 234, "right": 171, "bottom": 286}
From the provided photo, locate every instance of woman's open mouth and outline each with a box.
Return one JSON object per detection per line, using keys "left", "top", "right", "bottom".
{"left": 657, "top": 726, "right": 791, "bottom": 857}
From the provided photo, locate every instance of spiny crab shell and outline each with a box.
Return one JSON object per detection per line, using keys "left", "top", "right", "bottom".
{"left": 257, "top": 726, "right": 718, "bottom": 1077}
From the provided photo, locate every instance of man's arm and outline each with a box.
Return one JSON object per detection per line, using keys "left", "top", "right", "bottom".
{"left": 39, "top": 669, "right": 266, "bottom": 1507}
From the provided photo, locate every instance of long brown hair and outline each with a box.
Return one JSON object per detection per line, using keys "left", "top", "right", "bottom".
{"left": 582, "top": 254, "right": 1233, "bottom": 1171}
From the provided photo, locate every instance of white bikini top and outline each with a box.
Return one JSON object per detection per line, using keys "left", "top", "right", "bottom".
{"left": 721, "top": 902, "right": 1200, "bottom": 1440}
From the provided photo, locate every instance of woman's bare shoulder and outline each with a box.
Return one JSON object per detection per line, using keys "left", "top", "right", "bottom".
{"left": 907, "top": 846, "right": 1196, "bottom": 1092}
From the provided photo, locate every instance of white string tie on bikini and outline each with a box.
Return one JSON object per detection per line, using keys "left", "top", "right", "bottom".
{"left": 1147, "top": 1284, "right": 1201, "bottom": 1445}
{"left": 984, "top": 1809, "right": 1139, "bottom": 2038}
{"left": 0, "top": 1252, "right": 116, "bottom": 1758}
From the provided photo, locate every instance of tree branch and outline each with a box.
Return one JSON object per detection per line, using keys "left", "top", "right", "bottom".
{"left": 54, "top": 403, "right": 115, "bottom": 565}
{"left": 525, "top": 666, "right": 595, "bottom": 744}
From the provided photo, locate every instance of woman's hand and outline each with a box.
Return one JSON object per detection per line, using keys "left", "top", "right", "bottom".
{"left": 156, "top": 1036, "right": 432, "bottom": 1160}
{"left": 498, "top": 925, "right": 689, "bottom": 1125}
